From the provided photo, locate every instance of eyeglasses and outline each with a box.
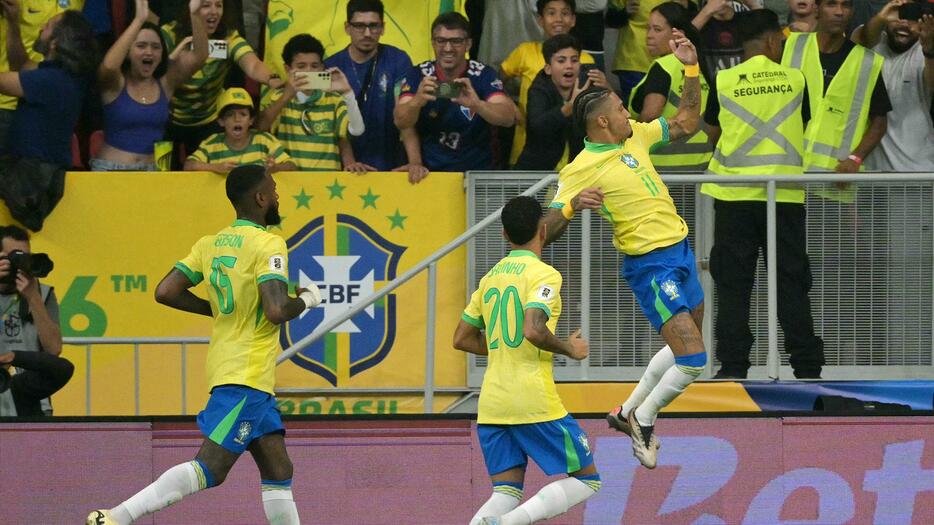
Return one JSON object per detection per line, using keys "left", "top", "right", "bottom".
{"left": 348, "top": 22, "right": 383, "bottom": 33}
{"left": 432, "top": 37, "right": 468, "bottom": 48}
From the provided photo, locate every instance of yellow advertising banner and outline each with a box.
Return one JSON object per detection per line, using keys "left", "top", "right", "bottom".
{"left": 0, "top": 171, "right": 467, "bottom": 415}
{"left": 264, "top": 0, "right": 466, "bottom": 79}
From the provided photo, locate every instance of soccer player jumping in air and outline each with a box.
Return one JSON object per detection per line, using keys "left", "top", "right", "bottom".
{"left": 454, "top": 196, "right": 601, "bottom": 525}
{"left": 87, "top": 165, "right": 321, "bottom": 525}
{"left": 543, "top": 30, "right": 705, "bottom": 469}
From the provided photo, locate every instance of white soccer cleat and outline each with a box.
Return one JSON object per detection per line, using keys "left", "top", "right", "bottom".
{"left": 479, "top": 518, "right": 501, "bottom": 525}
{"left": 86, "top": 510, "right": 117, "bottom": 525}
{"left": 607, "top": 405, "right": 660, "bottom": 449}
{"left": 627, "top": 410, "right": 658, "bottom": 469}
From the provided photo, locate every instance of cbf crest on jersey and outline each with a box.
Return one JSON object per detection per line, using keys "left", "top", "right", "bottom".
{"left": 281, "top": 215, "right": 406, "bottom": 385}
{"left": 621, "top": 153, "right": 639, "bottom": 169}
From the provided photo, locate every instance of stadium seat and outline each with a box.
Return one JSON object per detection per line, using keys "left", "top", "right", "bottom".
{"left": 111, "top": 0, "right": 127, "bottom": 36}
{"left": 71, "top": 134, "right": 83, "bottom": 169}
{"left": 88, "top": 129, "right": 105, "bottom": 160}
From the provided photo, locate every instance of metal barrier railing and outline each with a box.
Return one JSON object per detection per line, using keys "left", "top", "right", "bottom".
{"left": 274, "top": 174, "right": 560, "bottom": 412}
{"left": 65, "top": 172, "right": 934, "bottom": 415}
{"left": 63, "top": 337, "right": 209, "bottom": 416}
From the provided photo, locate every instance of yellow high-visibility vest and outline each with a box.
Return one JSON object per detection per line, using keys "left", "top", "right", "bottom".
{"left": 702, "top": 55, "right": 807, "bottom": 203}
{"left": 629, "top": 54, "right": 713, "bottom": 172}
{"left": 782, "top": 32, "right": 884, "bottom": 202}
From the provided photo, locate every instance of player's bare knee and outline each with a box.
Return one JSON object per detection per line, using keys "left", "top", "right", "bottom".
{"left": 269, "top": 458, "right": 293, "bottom": 481}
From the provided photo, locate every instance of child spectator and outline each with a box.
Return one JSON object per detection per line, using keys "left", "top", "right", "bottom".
{"left": 162, "top": 0, "right": 283, "bottom": 160}
{"left": 501, "top": 0, "right": 599, "bottom": 167}
{"left": 185, "top": 87, "right": 295, "bottom": 174}
{"left": 257, "top": 34, "right": 365, "bottom": 172}
{"left": 785, "top": 0, "right": 818, "bottom": 33}
{"left": 93, "top": 0, "right": 208, "bottom": 171}
{"left": 515, "top": 34, "right": 606, "bottom": 170}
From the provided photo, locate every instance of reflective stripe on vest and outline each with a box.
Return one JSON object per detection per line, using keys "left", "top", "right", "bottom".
{"left": 782, "top": 32, "right": 823, "bottom": 127}
{"left": 629, "top": 55, "right": 712, "bottom": 171}
{"left": 805, "top": 50, "right": 878, "bottom": 165}
{"left": 711, "top": 93, "right": 804, "bottom": 169}
{"left": 703, "top": 56, "right": 806, "bottom": 203}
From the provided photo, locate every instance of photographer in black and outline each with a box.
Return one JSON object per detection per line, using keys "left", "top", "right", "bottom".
{"left": 0, "top": 224, "right": 72, "bottom": 417}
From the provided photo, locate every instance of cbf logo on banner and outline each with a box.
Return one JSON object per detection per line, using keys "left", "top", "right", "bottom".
{"left": 281, "top": 214, "right": 406, "bottom": 386}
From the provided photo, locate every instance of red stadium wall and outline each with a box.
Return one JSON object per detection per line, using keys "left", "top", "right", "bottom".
{"left": 2, "top": 416, "right": 932, "bottom": 524}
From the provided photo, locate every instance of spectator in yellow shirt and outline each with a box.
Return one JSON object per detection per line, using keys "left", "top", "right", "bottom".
{"left": 500, "top": 0, "right": 601, "bottom": 167}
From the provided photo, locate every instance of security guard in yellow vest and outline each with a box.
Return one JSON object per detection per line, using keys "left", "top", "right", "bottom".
{"left": 702, "top": 9, "right": 825, "bottom": 379}
{"left": 629, "top": 2, "right": 713, "bottom": 172}
{"left": 782, "top": 0, "right": 890, "bottom": 193}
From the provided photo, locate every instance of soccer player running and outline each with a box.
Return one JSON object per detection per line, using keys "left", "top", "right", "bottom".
{"left": 544, "top": 29, "right": 704, "bottom": 470}
{"left": 87, "top": 165, "right": 321, "bottom": 525}
{"left": 454, "top": 196, "right": 601, "bottom": 525}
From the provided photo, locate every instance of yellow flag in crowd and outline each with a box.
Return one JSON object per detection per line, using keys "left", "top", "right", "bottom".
{"left": 264, "top": 0, "right": 465, "bottom": 78}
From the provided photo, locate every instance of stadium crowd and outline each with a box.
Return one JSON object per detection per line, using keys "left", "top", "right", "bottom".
{"left": 0, "top": 0, "right": 929, "bottom": 197}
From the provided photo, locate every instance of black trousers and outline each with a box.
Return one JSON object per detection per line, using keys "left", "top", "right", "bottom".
{"left": 709, "top": 200, "right": 824, "bottom": 377}
{"left": 7, "top": 350, "right": 74, "bottom": 416}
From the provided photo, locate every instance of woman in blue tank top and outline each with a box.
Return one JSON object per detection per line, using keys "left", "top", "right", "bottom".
{"left": 92, "top": 0, "right": 208, "bottom": 171}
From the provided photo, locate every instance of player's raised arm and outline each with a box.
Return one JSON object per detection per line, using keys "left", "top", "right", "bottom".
{"left": 155, "top": 268, "right": 212, "bottom": 317}
{"left": 666, "top": 29, "right": 701, "bottom": 142}
{"left": 452, "top": 319, "right": 489, "bottom": 356}
{"left": 259, "top": 280, "right": 320, "bottom": 325}
{"left": 523, "top": 309, "right": 589, "bottom": 360}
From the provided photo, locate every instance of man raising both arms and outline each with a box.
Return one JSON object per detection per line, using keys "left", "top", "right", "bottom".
{"left": 454, "top": 196, "right": 600, "bottom": 525}
{"left": 88, "top": 165, "right": 321, "bottom": 525}
{"left": 544, "top": 30, "right": 705, "bottom": 469}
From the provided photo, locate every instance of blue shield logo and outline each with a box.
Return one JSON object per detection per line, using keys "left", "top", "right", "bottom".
{"left": 280, "top": 214, "right": 406, "bottom": 385}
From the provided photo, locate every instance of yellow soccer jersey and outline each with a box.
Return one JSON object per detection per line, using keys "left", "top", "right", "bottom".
{"left": 0, "top": 0, "right": 85, "bottom": 110}
{"left": 189, "top": 130, "right": 291, "bottom": 167}
{"left": 550, "top": 118, "right": 688, "bottom": 256}
{"left": 500, "top": 41, "right": 594, "bottom": 166}
{"left": 260, "top": 88, "right": 348, "bottom": 171}
{"left": 462, "top": 250, "right": 567, "bottom": 425}
{"left": 175, "top": 219, "right": 289, "bottom": 394}
{"left": 161, "top": 24, "right": 254, "bottom": 126}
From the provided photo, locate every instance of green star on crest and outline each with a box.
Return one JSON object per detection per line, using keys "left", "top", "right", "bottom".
{"left": 359, "top": 188, "right": 380, "bottom": 209}
{"left": 326, "top": 178, "right": 346, "bottom": 199}
{"left": 387, "top": 209, "right": 408, "bottom": 230}
{"left": 292, "top": 188, "right": 312, "bottom": 209}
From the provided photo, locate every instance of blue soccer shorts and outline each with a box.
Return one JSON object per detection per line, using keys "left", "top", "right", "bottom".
{"left": 478, "top": 414, "right": 594, "bottom": 476}
{"left": 622, "top": 237, "right": 704, "bottom": 332}
{"left": 197, "top": 385, "right": 285, "bottom": 454}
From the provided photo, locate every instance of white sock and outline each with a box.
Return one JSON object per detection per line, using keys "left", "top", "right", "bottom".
{"left": 621, "top": 345, "right": 674, "bottom": 418}
{"left": 110, "top": 461, "right": 206, "bottom": 524}
{"left": 469, "top": 491, "right": 521, "bottom": 525}
{"left": 500, "top": 477, "right": 600, "bottom": 525}
{"left": 262, "top": 487, "right": 300, "bottom": 525}
{"left": 634, "top": 362, "right": 701, "bottom": 426}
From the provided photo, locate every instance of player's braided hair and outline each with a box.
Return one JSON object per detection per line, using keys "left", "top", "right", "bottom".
{"left": 573, "top": 87, "right": 611, "bottom": 135}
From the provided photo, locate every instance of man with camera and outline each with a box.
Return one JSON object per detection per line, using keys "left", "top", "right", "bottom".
{"left": 0, "top": 224, "right": 72, "bottom": 417}
{"left": 394, "top": 12, "right": 516, "bottom": 174}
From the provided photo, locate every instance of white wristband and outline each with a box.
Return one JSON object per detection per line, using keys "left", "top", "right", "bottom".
{"left": 299, "top": 288, "right": 321, "bottom": 309}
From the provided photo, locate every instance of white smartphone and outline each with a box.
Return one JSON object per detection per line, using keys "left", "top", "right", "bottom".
{"left": 207, "top": 39, "right": 228, "bottom": 59}
{"left": 296, "top": 71, "right": 331, "bottom": 90}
